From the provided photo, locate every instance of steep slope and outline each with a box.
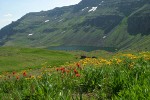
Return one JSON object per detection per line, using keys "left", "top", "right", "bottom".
{"left": 0, "top": 0, "right": 150, "bottom": 50}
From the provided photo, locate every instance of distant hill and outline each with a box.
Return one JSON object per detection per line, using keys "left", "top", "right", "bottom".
{"left": 0, "top": 0, "right": 150, "bottom": 50}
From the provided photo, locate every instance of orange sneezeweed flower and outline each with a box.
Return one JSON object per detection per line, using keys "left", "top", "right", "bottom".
{"left": 56, "top": 68, "right": 59, "bottom": 71}
{"left": 16, "top": 76, "right": 20, "bottom": 80}
{"left": 66, "top": 69, "right": 70, "bottom": 74}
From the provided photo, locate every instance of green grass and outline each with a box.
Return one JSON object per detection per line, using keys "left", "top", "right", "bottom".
{"left": 0, "top": 47, "right": 75, "bottom": 73}
{"left": 0, "top": 51, "right": 149, "bottom": 99}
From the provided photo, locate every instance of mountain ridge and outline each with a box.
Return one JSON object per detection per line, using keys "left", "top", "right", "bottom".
{"left": 0, "top": 0, "right": 150, "bottom": 50}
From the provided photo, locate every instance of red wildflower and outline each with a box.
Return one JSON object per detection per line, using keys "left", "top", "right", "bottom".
{"left": 74, "top": 69, "right": 78, "bottom": 74}
{"left": 60, "top": 67, "right": 65, "bottom": 71}
{"left": 23, "top": 71, "right": 27, "bottom": 77}
{"left": 76, "top": 63, "right": 82, "bottom": 70}
{"left": 75, "top": 74, "right": 80, "bottom": 77}
{"left": 62, "top": 69, "right": 66, "bottom": 73}
{"left": 59, "top": 67, "right": 66, "bottom": 73}
{"left": 13, "top": 72, "right": 16, "bottom": 75}
{"left": 76, "top": 63, "right": 80, "bottom": 68}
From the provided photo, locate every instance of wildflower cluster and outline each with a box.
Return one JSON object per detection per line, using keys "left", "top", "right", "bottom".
{"left": 0, "top": 51, "right": 149, "bottom": 99}
{"left": 56, "top": 63, "right": 82, "bottom": 78}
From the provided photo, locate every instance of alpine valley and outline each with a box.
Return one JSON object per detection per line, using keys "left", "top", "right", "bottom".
{"left": 0, "top": 0, "right": 150, "bottom": 51}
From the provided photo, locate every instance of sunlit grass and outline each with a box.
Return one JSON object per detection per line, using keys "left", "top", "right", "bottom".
{"left": 0, "top": 47, "right": 75, "bottom": 73}
{"left": 0, "top": 51, "right": 149, "bottom": 99}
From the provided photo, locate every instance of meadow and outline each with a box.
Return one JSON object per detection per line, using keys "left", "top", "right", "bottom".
{"left": 0, "top": 47, "right": 149, "bottom": 100}
{"left": 0, "top": 47, "right": 75, "bottom": 73}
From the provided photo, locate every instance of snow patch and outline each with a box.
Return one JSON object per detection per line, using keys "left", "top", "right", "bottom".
{"left": 28, "top": 34, "right": 33, "bottom": 36}
{"left": 99, "top": 1, "right": 104, "bottom": 5}
{"left": 88, "top": 7, "right": 97, "bottom": 12}
{"left": 103, "top": 36, "right": 107, "bottom": 39}
{"left": 45, "top": 20, "right": 49, "bottom": 23}
{"left": 82, "top": 7, "right": 89, "bottom": 11}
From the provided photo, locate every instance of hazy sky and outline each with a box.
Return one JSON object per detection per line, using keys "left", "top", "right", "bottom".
{"left": 0, "top": 0, "right": 81, "bottom": 29}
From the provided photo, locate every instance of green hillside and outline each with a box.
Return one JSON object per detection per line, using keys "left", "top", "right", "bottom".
{"left": 0, "top": 0, "right": 150, "bottom": 50}
{"left": 0, "top": 47, "right": 75, "bottom": 73}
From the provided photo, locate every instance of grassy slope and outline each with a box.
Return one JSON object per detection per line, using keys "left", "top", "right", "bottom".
{"left": 104, "top": 5, "right": 150, "bottom": 50}
{"left": 1, "top": 1, "right": 150, "bottom": 50}
{"left": 0, "top": 47, "right": 75, "bottom": 73}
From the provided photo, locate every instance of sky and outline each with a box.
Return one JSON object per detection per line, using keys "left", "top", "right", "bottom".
{"left": 0, "top": 0, "right": 81, "bottom": 29}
